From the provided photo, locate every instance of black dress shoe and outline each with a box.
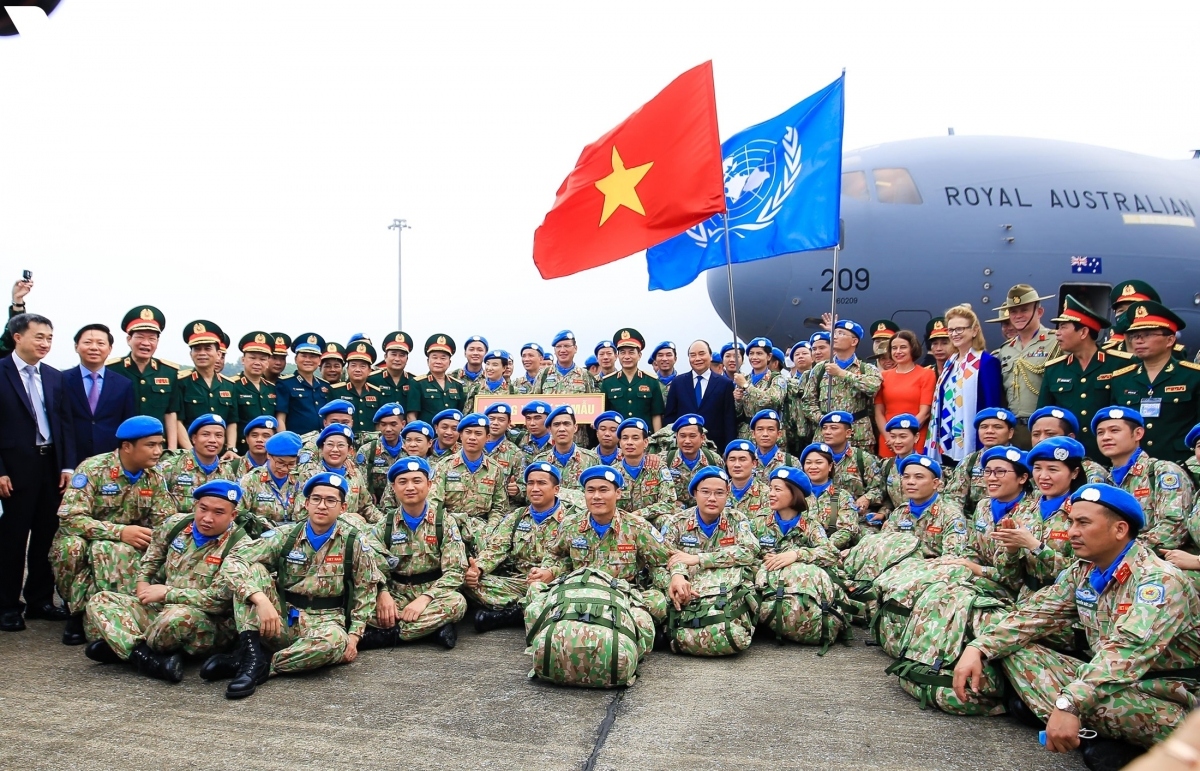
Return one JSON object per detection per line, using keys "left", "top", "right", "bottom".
{"left": 85, "top": 639, "right": 121, "bottom": 665}
{"left": 0, "top": 610, "right": 26, "bottom": 632}
{"left": 25, "top": 602, "right": 70, "bottom": 622}
{"left": 62, "top": 613, "right": 86, "bottom": 646}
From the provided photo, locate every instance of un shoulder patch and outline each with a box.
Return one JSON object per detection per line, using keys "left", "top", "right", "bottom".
{"left": 1159, "top": 472, "right": 1181, "bottom": 490}
{"left": 71, "top": 473, "right": 89, "bottom": 489}
{"left": 1136, "top": 582, "right": 1166, "bottom": 606}
{"left": 650, "top": 525, "right": 664, "bottom": 543}
{"left": 953, "top": 519, "right": 968, "bottom": 535}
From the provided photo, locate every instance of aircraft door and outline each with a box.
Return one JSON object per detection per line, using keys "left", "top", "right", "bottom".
{"left": 1057, "top": 283, "right": 1111, "bottom": 318}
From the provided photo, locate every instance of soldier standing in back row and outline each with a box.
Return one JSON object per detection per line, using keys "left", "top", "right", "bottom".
{"left": 171, "top": 321, "right": 238, "bottom": 454}
{"left": 993, "top": 285, "right": 1060, "bottom": 449}
{"left": 415, "top": 334, "right": 466, "bottom": 423}
{"left": 332, "top": 341, "right": 389, "bottom": 437}
{"left": 106, "top": 305, "right": 180, "bottom": 449}
{"left": 801, "top": 320, "right": 882, "bottom": 450}
{"left": 601, "top": 328, "right": 665, "bottom": 430}
{"left": 274, "top": 333, "right": 333, "bottom": 436}
{"left": 367, "top": 332, "right": 421, "bottom": 418}
{"left": 234, "top": 331, "right": 277, "bottom": 454}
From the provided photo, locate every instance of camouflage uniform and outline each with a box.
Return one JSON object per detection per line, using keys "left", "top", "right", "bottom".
{"left": 1114, "top": 450, "right": 1192, "bottom": 551}
{"left": 992, "top": 494, "right": 1075, "bottom": 603}
{"left": 465, "top": 499, "right": 580, "bottom": 609}
{"left": 222, "top": 454, "right": 264, "bottom": 481}
{"left": 366, "top": 507, "right": 468, "bottom": 640}
{"left": 944, "top": 449, "right": 989, "bottom": 518}
{"left": 291, "top": 461, "right": 382, "bottom": 527}
{"left": 801, "top": 360, "right": 883, "bottom": 450}
{"left": 356, "top": 436, "right": 408, "bottom": 504}
{"left": 158, "top": 451, "right": 237, "bottom": 514}
{"left": 747, "top": 509, "right": 839, "bottom": 572}
{"left": 831, "top": 446, "right": 883, "bottom": 506}
{"left": 465, "top": 377, "right": 513, "bottom": 414}
{"left": 966, "top": 495, "right": 1041, "bottom": 594}
{"left": 485, "top": 436, "right": 526, "bottom": 505}
{"left": 754, "top": 446, "right": 801, "bottom": 481}
{"left": 512, "top": 371, "right": 540, "bottom": 396}
{"left": 530, "top": 444, "right": 601, "bottom": 492}
{"left": 532, "top": 364, "right": 598, "bottom": 446}
{"left": 727, "top": 478, "right": 772, "bottom": 520}
{"left": 736, "top": 370, "right": 789, "bottom": 441}
{"left": 810, "top": 487, "right": 863, "bottom": 550}
{"left": 84, "top": 514, "right": 246, "bottom": 659}
{"left": 660, "top": 447, "right": 724, "bottom": 510}
{"left": 880, "top": 496, "right": 970, "bottom": 558}
{"left": 875, "top": 456, "right": 904, "bottom": 519}
{"left": 428, "top": 452, "right": 511, "bottom": 547}
{"left": 661, "top": 507, "right": 759, "bottom": 579}
{"left": 52, "top": 453, "right": 178, "bottom": 611}
{"left": 1186, "top": 456, "right": 1200, "bottom": 491}
{"left": 236, "top": 468, "right": 301, "bottom": 537}
{"left": 224, "top": 521, "right": 382, "bottom": 675}
{"left": 970, "top": 541, "right": 1200, "bottom": 747}
{"left": 615, "top": 461, "right": 678, "bottom": 528}
{"left": 784, "top": 374, "right": 812, "bottom": 455}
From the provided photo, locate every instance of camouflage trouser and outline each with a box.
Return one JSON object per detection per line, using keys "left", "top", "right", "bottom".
{"left": 233, "top": 564, "right": 348, "bottom": 675}
{"left": 376, "top": 580, "right": 467, "bottom": 641}
{"left": 84, "top": 590, "right": 233, "bottom": 659}
{"left": 51, "top": 534, "right": 144, "bottom": 610}
{"left": 524, "top": 583, "right": 658, "bottom": 657}
{"left": 1001, "top": 643, "right": 1197, "bottom": 747}
{"left": 462, "top": 573, "right": 527, "bottom": 610}
{"left": 446, "top": 512, "right": 489, "bottom": 553}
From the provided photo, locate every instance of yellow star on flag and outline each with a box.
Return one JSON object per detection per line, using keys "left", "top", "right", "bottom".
{"left": 595, "top": 146, "right": 654, "bottom": 226}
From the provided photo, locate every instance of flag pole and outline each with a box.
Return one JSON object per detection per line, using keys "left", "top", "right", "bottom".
{"left": 722, "top": 212, "right": 739, "bottom": 355}
{"left": 825, "top": 241, "right": 840, "bottom": 412}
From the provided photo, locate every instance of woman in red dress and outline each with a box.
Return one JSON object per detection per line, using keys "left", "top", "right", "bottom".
{"left": 873, "top": 330, "right": 935, "bottom": 457}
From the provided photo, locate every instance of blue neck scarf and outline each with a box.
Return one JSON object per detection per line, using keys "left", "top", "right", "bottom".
{"left": 731, "top": 479, "right": 753, "bottom": 501}
{"left": 598, "top": 448, "right": 620, "bottom": 465}
{"left": 321, "top": 460, "right": 347, "bottom": 474}
{"left": 830, "top": 446, "right": 849, "bottom": 464}
{"left": 750, "top": 370, "right": 768, "bottom": 386}
{"left": 193, "top": 451, "right": 221, "bottom": 475}
{"left": 1039, "top": 492, "right": 1069, "bottom": 521}
{"left": 401, "top": 504, "right": 427, "bottom": 533}
{"left": 1112, "top": 449, "right": 1144, "bottom": 487}
{"left": 531, "top": 433, "right": 550, "bottom": 450}
{"left": 524, "top": 372, "right": 538, "bottom": 385}
{"left": 461, "top": 366, "right": 482, "bottom": 381}
{"left": 461, "top": 451, "right": 483, "bottom": 475}
{"left": 590, "top": 516, "right": 611, "bottom": 539}
{"left": 757, "top": 445, "right": 778, "bottom": 466}
{"left": 485, "top": 437, "right": 504, "bottom": 454}
{"left": 774, "top": 511, "right": 801, "bottom": 536}
{"left": 681, "top": 452, "right": 702, "bottom": 471}
{"left": 834, "top": 354, "right": 857, "bottom": 370}
{"left": 990, "top": 492, "right": 1025, "bottom": 524}
{"left": 696, "top": 514, "right": 720, "bottom": 539}
{"left": 811, "top": 480, "right": 832, "bottom": 499}
{"left": 908, "top": 493, "right": 938, "bottom": 520}
{"left": 192, "top": 527, "right": 218, "bottom": 549}
{"left": 246, "top": 455, "right": 265, "bottom": 469}
{"left": 552, "top": 444, "right": 576, "bottom": 467}
{"left": 622, "top": 458, "right": 644, "bottom": 480}
{"left": 1088, "top": 540, "right": 1136, "bottom": 595}
{"left": 432, "top": 441, "right": 452, "bottom": 457}
{"left": 305, "top": 520, "right": 335, "bottom": 552}
{"left": 485, "top": 378, "right": 505, "bottom": 391}
{"left": 529, "top": 500, "right": 559, "bottom": 526}
{"left": 659, "top": 372, "right": 677, "bottom": 387}
{"left": 381, "top": 436, "right": 403, "bottom": 458}
{"left": 268, "top": 470, "right": 290, "bottom": 489}
{"left": 555, "top": 363, "right": 574, "bottom": 377}
{"left": 122, "top": 466, "right": 144, "bottom": 484}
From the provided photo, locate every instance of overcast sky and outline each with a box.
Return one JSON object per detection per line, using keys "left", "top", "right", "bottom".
{"left": 3, "top": 0, "right": 1197, "bottom": 370}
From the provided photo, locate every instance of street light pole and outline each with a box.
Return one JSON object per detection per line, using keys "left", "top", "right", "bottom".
{"left": 388, "top": 218, "right": 410, "bottom": 329}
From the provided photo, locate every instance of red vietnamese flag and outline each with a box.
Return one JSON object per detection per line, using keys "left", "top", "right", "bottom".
{"left": 533, "top": 61, "right": 725, "bottom": 279}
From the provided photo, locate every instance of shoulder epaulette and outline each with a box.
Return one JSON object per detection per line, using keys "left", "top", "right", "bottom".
{"left": 158, "top": 359, "right": 179, "bottom": 369}
{"left": 414, "top": 373, "right": 428, "bottom": 382}
{"left": 218, "top": 373, "right": 238, "bottom": 383}
{"left": 365, "top": 382, "right": 383, "bottom": 392}
{"left": 1044, "top": 354, "right": 1069, "bottom": 367}
{"left": 105, "top": 355, "right": 123, "bottom": 366}
{"left": 1110, "top": 363, "right": 1139, "bottom": 377}
{"left": 177, "top": 369, "right": 194, "bottom": 378}
{"left": 331, "top": 382, "right": 348, "bottom": 390}
{"left": 1180, "top": 361, "right": 1200, "bottom": 371}
{"left": 448, "top": 375, "right": 464, "bottom": 384}
{"left": 1106, "top": 349, "right": 1134, "bottom": 360}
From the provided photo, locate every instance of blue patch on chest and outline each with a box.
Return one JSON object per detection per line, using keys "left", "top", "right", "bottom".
{"left": 570, "top": 537, "right": 589, "bottom": 550}
{"left": 100, "top": 483, "right": 120, "bottom": 496}
{"left": 285, "top": 550, "right": 307, "bottom": 564}
{"left": 680, "top": 535, "right": 700, "bottom": 547}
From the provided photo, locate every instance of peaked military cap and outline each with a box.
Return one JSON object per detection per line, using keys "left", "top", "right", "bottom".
{"left": 1110, "top": 280, "right": 1160, "bottom": 309}
{"left": 613, "top": 328, "right": 645, "bottom": 350}
{"left": 425, "top": 333, "right": 456, "bottom": 356}
{"left": 239, "top": 331, "right": 273, "bottom": 356}
{"left": 1115, "top": 300, "right": 1186, "bottom": 334}
{"left": 925, "top": 317, "right": 949, "bottom": 340}
{"left": 1051, "top": 295, "right": 1110, "bottom": 332}
{"left": 320, "top": 341, "right": 347, "bottom": 362}
{"left": 292, "top": 333, "right": 326, "bottom": 355}
{"left": 182, "top": 320, "right": 223, "bottom": 347}
{"left": 346, "top": 341, "right": 376, "bottom": 364}
{"left": 870, "top": 320, "right": 900, "bottom": 340}
{"left": 270, "top": 332, "right": 292, "bottom": 355}
{"left": 381, "top": 331, "right": 415, "bottom": 353}
{"left": 121, "top": 305, "right": 165, "bottom": 335}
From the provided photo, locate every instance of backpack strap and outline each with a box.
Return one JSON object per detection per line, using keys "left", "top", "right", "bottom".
{"left": 275, "top": 524, "right": 306, "bottom": 587}
{"left": 343, "top": 527, "right": 359, "bottom": 629}
{"left": 166, "top": 516, "right": 193, "bottom": 545}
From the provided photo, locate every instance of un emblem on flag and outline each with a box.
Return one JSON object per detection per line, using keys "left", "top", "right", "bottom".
{"left": 689, "top": 126, "right": 802, "bottom": 246}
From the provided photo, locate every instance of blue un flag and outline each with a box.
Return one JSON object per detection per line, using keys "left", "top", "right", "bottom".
{"left": 645, "top": 74, "right": 845, "bottom": 291}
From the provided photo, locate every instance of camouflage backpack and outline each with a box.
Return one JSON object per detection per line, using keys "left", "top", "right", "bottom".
{"left": 667, "top": 566, "right": 757, "bottom": 657}
{"left": 870, "top": 558, "right": 974, "bottom": 659}
{"left": 525, "top": 567, "right": 647, "bottom": 688}
{"left": 884, "top": 579, "right": 1011, "bottom": 716}
{"left": 756, "top": 562, "right": 847, "bottom": 654}
{"left": 839, "top": 531, "right": 922, "bottom": 604}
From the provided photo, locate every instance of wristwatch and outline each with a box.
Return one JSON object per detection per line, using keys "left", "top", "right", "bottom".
{"left": 1055, "top": 694, "right": 1080, "bottom": 716}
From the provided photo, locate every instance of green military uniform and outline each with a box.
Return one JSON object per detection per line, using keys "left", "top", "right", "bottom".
{"left": 368, "top": 369, "right": 420, "bottom": 414}
{"left": 534, "top": 362, "right": 598, "bottom": 395}
{"left": 158, "top": 450, "right": 237, "bottom": 514}
{"left": 1038, "top": 350, "right": 1129, "bottom": 460}
{"left": 880, "top": 495, "right": 969, "bottom": 558}
{"left": 172, "top": 370, "right": 239, "bottom": 428}
{"left": 234, "top": 376, "right": 276, "bottom": 425}
{"left": 106, "top": 306, "right": 178, "bottom": 423}
{"left": 726, "top": 477, "right": 772, "bottom": 520}
{"left": 429, "top": 451, "right": 511, "bottom": 546}
{"left": 84, "top": 513, "right": 246, "bottom": 660}
{"left": 1111, "top": 358, "right": 1200, "bottom": 465}
{"left": 971, "top": 540, "right": 1200, "bottom": 748}
{"left": 831, "top": 446, "right": 883, "bottom": 506}
{"left": 236, "top": 467, "right": 301, "bottom": 537}
{"left": 224, "top": 520, "right": 382, "bottom": 675}
{"left": 415, "top": 374, "right": 466, "bottom": 423}
{"left": 330, "top": 381, "right": 390, "bottom": 436}
{"left": 466, "top": 498, "right": 579, "bottom": 610}
{"left": 51, "top": 452, "right": 178, "bottom": 612}
{"left": 601, "top": 370, "right": 665, "bottom": 426}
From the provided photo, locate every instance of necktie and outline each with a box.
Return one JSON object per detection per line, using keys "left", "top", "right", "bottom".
{"left": 694, "top": 374, "right": 704, "bottom": 405}
{"left": 87, "top": 372, "right": 100, "bottom": 414}
{"left": 23, "top": 364, "right": 51, "bottom": 444}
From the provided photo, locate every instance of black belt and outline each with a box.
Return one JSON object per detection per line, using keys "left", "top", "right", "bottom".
{"left": 283, "top": 591, "right": 343, "bottom": 611}
{"left": 851, "top": 410, "right": 871, "bottom": 422}
{"left": 1023, "top": 574, "right": 1045, "bottom": 593}
{"left": 391, "top": 568, "right": 442, "bottom": 585}
{"left": 36, "top": 444, "right": 55, "bottom": 456}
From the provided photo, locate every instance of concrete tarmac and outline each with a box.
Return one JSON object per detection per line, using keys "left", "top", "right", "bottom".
{"left": 1, "top": 620, "right": 1085, "bottom": 771}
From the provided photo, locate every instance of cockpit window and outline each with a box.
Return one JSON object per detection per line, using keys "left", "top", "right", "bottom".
{"left": 841, "top": 171, "right": 869, "bottom": 201}
{"left": 872, "top": 168, "right": 923, "bottom": 204}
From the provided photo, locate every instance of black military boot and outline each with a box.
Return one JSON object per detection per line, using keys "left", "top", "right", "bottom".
{"left": 62, "top": 613, "right": 86, "bottom": 646}
{"left": 199, "top": 642, "right": 244, "bottom": 681}
{"left": 433, "top": 623, "right": 457, "bottom": 649}
{"left": 225, "top": 631, "right": 270, "bottom": 700}
{"left": 653, "top": 626, "right": 671, "bottom": 652}
{"left": 1080, "top": 737, "right": 1145, "bottom": 771}
{"left": 1004, "top": 692, "right": 1045, "bottom": 730}
{"left": 84, "top": 638, "right": 121, "bottom": 664}
{"left": 356, "top": 624, "right": 402, "bottom": 650}
{"left": 473, "top": 606, "right": 523, "bottom": 633}
{"left": 128, "top": 642, "right": 184, "bottom": 683}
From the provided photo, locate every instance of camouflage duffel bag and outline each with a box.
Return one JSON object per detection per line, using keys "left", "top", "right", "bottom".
{"left": 870, "top": 558, "right": 969, "bottom": 658}
{"left": 667, "top": 568, "right": 757, "bottom": 657}
{"left": 525, "top": 567, "right": 646, "bottom": 688}
{"left": 884, "top": 579, "right": 1011, "bottom": 715}
{"left": 756, "top": 562, "right": 846, "bottom": 653}
{"left": 839, "top": 532, "right": 922, "bottom": 604}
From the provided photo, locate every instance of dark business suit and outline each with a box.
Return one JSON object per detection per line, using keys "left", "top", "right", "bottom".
{"left": 664, "top": 370, "right": 738, "bottom": 452}
{"left": 63, "top": 366, "right": 136, "bottom": 462}
{"left": 0, "top": 354, "right": 76, "bottom": 614}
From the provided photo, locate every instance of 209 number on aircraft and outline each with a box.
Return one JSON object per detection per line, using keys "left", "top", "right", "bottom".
{"left": 821, "top": 268, "right": 870, "bottom": 293}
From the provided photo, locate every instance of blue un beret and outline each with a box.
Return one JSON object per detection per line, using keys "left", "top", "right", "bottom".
{"left": 551, "top": 330, "right": 576, "bottom": 346}
{"left": 580, "top": 465, "right": 624, "bottom": 490}
{"left": 746, "top": 337, "right": 773, "bottom": 353}
{"left": 720, "top": 342, "right": 746, "bottom": 357}
{"left": 432, "top": 409, "right": 463, "bottom": 427}
{"left": 617, "top": 417, "right": 649, "bottom": 437}
{"left": 524, "top": 461, "right": 561, "bottom": 483}
{"left": 885, "top": 413, "right": 920, "bottom": 432}
{"left": 319, "top": 399, "right": 355, "bottom": 417}
{"left": 788, "top": 341, "right": 810, "bottom": 357}
{"left": 768, "top": 466, "right": 812, "bottom": 496}
{"left": 650, "top": 341, "right": 675, "bottom": 359}
{"left": 521, "top": 342, "right": 544, "bottom": 356}
{"left": 265, "top": 431, "right": 303, "bottom": 457}
{"left": 193, "top": 479, "right": 241, "bottom": 503}
{"left": 751, "top": 409, "right": 782, "bottom": 429}
{"left": 522, "top": 400, "right": 552, "bottom": 416}
{"left": 595, "top": 410, "right": 624, "bottom": 428}
{"left": 401, "top": 421, "right": 433, "bottom": 439}
{"left": 771, "top": 347, "right": 787, "bottom": 365}
{"left": 585, "top": 355, "right": 599, "bottom": 368}
{"left": 188, "top": 413, "right": 226, "bottom": 436}
{"left": 1028, "top": 436, "right": 1086, "bottom": 465}
{"left": 242, "top": 415, "right": 277, "bottom": 435}
{"left": 387, "top": 456, "right": 432, "bottom": 481}
{"left": 303, "top": 471, "right": 349, "bottom": 498}
{"left": 974, "top": 407, "right": 1015, "bottom": 428}
{"left": 897, "top": 453, "right": 942, "bottom": 478}
{"left": 819, "top": 411, "right": 854, "bottom": 427}
{"left": 457, "top": 413, "right": 490, "bottom": 431}
{"left": 594, "top": 340, "right": 615, "bottom": 356}
{"left": 484, "top": 403, "right": 512, "bottom": 417}
{"left": 800, "top": 443, "right": 834, "bottom": 465}
{"left": 317, "top": 424, "right": 354, "bottom": 446}
{"left": 115, "top": 416, "right": 164, "bottom": 442}
{"left": 1091, "top": 406, "right": 1145, "bottom": 434}
{"left": 545, "top": 405, "right": 575, "bottom": 425}
{"left": 724, "top": 439, "right": 755, "bottom": 458}
{"left": 464, "top": 335, "right": 489, "bottom": 352}
{"left": 834, "top": 319, "right": 864, "bottom": 340}
{"left": 688, "top": 466, "right": 730, "bottom": 496}
{"left": 1187, "top": 423, "right": 1200, "bottom": 451}
{"left": 981, "top": 445, "right": 1030, "bottom": 475}
{"left": 711, "top": 353, "right": 722, "bottom": 365}
{"left": 484, "top": 349, "right": 509, "bottom": 364}
{"left": 1030, "top": 406, "right": 1081, "bottom": 434}
{"left": 809, "top": 332, "right": 830, "bottom": 346}
{"left": 1072, "top": 483, "right": 1145, "bottom": 528}
{"left": 373, "top": 402, "right": 405, "bottom": 423}
{"left": 672, "top": 414, "right": 705, "bottom": 432}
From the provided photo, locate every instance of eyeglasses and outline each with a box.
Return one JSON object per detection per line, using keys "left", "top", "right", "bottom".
{"left": 946, "top": 326, "right": 973, "bottom": 335}
{"left": 983, "top": 468, "right": 1016, "bottom": 478}
{"left": 308, "top": 495, "right": 342, "bottom": 508}
{"left": 323, "top": 441, "right": 350, "bottom": 450}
